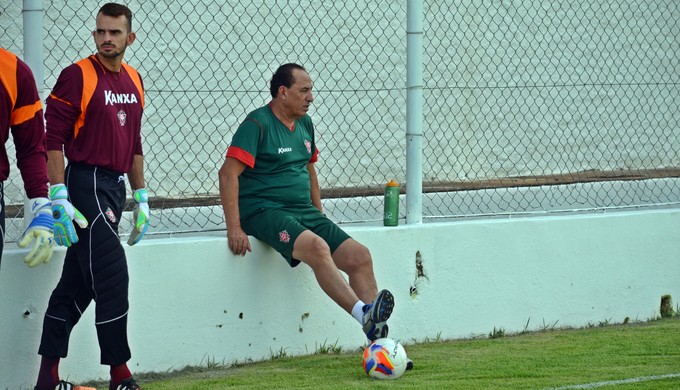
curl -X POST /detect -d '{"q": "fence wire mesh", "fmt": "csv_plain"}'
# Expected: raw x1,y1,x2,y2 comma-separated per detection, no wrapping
1,0,678,241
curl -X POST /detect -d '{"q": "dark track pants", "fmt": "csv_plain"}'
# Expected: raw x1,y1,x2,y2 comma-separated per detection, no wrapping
38,164,131,365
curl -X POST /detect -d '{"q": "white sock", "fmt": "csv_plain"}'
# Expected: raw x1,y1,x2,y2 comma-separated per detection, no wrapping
351,300,366,323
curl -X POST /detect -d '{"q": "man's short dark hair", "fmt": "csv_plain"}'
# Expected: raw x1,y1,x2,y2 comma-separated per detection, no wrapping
270,63,306,98
98,3,133,32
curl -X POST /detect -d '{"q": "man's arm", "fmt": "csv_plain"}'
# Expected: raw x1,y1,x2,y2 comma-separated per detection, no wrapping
47,150,66,184
128,154,146,191
43,66,90,248
10,55,49,198
11,60,53,265
128,154,145,190
218,157,251,256
308,162,322,212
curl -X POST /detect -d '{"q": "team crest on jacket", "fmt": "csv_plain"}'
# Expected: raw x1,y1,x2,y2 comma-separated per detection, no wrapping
279,229,290,243
117,110,127,126
105,207,117,223
304,139,311,154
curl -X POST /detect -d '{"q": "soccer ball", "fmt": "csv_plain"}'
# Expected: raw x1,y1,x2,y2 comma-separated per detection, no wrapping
362,337,408,379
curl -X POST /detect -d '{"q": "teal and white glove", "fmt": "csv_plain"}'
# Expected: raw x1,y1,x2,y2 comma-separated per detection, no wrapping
128,188,149,246
18,197,55,267
49,184,88,247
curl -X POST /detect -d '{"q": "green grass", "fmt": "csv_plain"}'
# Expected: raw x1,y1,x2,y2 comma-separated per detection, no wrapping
85,317,680,389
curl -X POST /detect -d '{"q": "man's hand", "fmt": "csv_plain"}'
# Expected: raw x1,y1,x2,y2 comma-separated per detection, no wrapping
18,197,55,267
127,188,149,246
227,225,251,256
49,184,88,247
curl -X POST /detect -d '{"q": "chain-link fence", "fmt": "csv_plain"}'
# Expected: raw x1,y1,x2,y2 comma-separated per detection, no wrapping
1,0,678,241
422,0,679,219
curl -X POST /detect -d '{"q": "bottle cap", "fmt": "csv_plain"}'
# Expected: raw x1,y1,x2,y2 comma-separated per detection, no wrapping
386,179,399,187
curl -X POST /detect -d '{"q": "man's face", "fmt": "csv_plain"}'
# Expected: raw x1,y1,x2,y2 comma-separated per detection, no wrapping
283,69,314,118
93,13,134,60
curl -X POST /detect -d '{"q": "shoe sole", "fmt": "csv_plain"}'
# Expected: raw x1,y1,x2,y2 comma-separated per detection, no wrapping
371,289,394,323
363,289,395,340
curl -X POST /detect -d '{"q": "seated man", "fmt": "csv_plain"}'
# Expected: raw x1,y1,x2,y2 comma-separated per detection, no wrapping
218,63,393,341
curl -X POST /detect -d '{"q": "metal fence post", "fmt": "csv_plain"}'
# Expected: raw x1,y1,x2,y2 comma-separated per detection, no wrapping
22,0,44,92
22,0,44,228
406,0,424,224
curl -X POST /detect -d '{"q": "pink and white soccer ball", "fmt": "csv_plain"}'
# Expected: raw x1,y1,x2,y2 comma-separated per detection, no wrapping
362,337,408,379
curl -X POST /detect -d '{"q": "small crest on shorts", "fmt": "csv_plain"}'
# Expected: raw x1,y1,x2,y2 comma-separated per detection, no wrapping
105,207,117,223
304,139,311,154
278,229,290,243
117,109,127,126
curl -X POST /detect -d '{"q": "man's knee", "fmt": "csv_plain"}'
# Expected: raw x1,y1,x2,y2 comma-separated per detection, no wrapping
294,231,332,265
335,239,373,272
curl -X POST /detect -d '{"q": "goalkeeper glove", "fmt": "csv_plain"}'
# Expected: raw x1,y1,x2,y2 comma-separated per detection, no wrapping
128,188,149,246
49,184,88,247
18,197,55,267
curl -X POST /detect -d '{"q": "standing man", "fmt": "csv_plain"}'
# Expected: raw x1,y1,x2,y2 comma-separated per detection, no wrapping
0,47,53,268
35,4,148,390
218,63,394,343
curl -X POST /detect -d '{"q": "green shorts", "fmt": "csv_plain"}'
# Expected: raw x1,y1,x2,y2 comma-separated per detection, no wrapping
241,204,351,267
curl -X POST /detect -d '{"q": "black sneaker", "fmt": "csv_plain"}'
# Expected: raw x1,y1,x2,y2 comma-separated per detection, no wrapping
35,381,96,390
112,377,141,390
406,358,414,370
362,289,395,341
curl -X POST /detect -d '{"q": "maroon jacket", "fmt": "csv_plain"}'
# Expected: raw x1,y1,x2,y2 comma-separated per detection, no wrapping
0,48,48,198
46,54,144,174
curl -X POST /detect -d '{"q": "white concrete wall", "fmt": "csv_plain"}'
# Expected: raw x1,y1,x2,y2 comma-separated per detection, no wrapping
1,208,679,388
